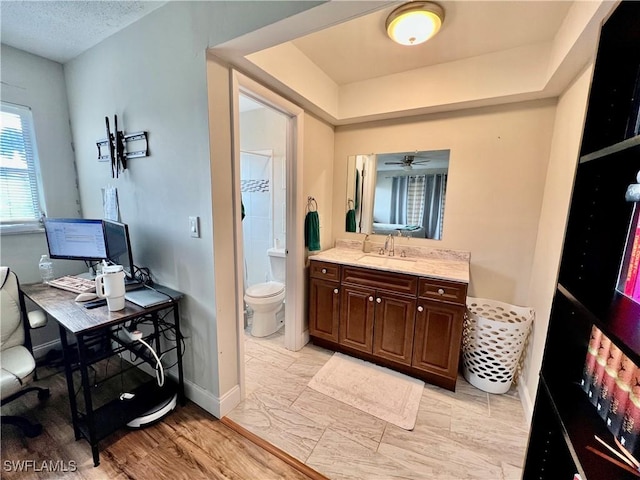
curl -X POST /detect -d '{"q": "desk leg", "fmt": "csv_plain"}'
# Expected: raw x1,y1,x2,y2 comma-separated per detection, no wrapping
59,325,81,440
173,306,186,406
77,334,100,467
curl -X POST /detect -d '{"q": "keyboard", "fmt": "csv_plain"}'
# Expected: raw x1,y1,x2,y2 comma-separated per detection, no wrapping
48,275,96,294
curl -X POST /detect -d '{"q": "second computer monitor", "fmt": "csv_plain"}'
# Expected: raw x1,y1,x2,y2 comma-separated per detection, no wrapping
103,220,135,280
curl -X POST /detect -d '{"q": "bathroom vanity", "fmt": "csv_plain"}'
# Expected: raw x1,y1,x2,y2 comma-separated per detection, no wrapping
308,240,470,391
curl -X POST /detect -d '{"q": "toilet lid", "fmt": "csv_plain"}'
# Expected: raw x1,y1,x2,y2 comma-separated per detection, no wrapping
246,281,284,298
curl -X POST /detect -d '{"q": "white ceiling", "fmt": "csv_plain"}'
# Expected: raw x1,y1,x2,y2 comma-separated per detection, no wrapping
0,1,167,64
292,1,573,85
1,0,572,87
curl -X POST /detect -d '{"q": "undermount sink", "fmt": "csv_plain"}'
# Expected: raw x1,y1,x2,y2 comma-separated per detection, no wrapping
357,254,416,270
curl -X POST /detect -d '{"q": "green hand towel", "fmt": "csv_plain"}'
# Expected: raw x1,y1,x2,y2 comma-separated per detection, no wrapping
305,211,321,251
346,209,357,232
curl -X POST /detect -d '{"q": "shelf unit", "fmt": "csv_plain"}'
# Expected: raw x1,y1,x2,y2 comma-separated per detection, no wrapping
523,2,640,479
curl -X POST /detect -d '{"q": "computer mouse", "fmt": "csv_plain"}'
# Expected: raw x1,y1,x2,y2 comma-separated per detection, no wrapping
75,292,98,302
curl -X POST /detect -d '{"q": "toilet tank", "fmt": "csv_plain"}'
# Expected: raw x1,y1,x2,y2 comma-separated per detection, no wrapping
267,247,286,283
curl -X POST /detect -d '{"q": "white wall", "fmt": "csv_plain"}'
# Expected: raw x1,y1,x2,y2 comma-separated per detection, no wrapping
334,100,557,307
522,63,594,417
0,45,84,352
62,1,321,414
0,46,82,283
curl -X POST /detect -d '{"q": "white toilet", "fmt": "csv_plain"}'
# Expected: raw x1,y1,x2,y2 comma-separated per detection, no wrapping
244,247,285,337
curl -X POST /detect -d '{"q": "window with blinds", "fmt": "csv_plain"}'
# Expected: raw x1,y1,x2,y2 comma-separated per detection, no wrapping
0,102,44,232
406,175,426,225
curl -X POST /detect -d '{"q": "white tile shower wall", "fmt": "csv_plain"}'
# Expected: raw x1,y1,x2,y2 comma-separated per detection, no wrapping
241,152,272,288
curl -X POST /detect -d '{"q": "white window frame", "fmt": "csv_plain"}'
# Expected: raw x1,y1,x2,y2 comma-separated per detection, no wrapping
0,101,46,234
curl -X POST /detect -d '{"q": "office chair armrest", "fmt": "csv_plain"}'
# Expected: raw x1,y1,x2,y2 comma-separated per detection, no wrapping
27,310,47,329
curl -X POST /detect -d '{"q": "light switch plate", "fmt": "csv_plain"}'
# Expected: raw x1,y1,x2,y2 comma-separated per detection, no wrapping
189,216,200,238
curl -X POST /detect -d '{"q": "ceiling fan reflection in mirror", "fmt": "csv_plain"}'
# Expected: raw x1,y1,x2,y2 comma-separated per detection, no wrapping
385,154,431,170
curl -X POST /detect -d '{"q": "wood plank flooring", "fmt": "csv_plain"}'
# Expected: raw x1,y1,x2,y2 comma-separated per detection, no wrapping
1,362,320,479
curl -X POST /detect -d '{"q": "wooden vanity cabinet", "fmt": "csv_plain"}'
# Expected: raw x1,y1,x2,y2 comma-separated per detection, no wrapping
308,259,467,390
308,261,341,343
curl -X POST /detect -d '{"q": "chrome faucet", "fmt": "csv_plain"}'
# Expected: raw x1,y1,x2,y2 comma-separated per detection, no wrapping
384,234,395,257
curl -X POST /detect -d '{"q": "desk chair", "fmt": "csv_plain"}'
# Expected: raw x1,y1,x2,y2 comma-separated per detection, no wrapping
0,267,50,437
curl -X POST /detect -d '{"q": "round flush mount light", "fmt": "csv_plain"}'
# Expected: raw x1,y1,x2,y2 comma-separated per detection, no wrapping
386,1,445,46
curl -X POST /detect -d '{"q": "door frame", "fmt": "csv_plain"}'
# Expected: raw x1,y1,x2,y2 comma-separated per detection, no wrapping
230,70,306,399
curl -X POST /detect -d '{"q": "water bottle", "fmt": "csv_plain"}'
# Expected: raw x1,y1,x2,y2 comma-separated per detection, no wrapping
38,254,54,283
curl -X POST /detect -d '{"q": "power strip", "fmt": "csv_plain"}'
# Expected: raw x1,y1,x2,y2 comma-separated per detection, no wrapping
123,326,142,342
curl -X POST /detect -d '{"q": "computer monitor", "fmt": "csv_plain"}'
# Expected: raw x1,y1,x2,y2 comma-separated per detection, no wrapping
44,218,107,261
103,220,135,280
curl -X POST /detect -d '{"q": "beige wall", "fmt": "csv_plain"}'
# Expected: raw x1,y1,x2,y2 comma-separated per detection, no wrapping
334,99,557,306
522,63,594,414
304,113,336,254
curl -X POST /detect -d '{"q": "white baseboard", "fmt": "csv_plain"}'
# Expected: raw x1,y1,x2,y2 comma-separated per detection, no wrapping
130,361,241,419
33,339,61,360
517,381,535,425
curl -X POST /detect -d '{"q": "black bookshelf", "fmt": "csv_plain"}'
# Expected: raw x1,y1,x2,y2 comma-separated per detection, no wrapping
523,2,640,479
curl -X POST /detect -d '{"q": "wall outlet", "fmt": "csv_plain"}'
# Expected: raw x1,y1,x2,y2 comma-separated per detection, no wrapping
189,216,200,238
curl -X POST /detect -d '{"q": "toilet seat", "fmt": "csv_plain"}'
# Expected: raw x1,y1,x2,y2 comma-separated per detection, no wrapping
246,281,284,299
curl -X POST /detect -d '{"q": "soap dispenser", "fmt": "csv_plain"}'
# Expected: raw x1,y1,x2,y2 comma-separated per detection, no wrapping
363,235,372,253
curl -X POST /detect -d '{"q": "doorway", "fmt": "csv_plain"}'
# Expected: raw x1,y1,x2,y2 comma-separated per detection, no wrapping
231,71,307,399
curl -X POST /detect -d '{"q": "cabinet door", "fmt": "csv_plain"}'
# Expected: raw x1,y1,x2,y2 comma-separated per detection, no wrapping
412,300,464,378
372,292,416,366
309,278,340,343
340,284,375,353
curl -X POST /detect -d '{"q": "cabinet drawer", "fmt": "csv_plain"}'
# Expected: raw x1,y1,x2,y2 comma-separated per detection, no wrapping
310,261,341,281
418,278,467,305
342,266,417,296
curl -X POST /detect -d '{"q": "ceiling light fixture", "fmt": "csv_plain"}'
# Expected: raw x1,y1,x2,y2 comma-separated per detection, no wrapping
386,1,445,46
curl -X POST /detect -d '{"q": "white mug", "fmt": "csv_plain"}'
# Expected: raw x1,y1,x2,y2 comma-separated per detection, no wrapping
95,264,126,311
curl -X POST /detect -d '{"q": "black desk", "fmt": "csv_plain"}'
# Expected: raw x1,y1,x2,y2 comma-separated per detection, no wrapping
21,283,185,467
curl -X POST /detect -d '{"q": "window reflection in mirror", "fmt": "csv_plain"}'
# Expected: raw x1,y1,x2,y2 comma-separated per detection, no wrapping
345,150,449,240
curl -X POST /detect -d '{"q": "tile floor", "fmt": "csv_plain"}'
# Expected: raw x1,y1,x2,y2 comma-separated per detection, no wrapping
226,328,530,480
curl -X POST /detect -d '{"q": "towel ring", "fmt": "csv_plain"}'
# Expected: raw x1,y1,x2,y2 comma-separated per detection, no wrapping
307,196,318,212
347,199,354,209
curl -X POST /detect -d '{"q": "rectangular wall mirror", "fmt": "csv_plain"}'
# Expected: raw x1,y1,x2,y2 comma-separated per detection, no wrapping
345,150,449,240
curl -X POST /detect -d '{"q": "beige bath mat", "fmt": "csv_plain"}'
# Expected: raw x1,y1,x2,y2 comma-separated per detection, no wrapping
308,352,424,430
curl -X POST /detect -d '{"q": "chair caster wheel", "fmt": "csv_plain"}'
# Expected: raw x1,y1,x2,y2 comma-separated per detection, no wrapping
24,423,43,438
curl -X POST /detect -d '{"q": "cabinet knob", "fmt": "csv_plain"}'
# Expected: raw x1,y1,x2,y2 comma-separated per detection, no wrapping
321,268,327,274
417,306,424,312
437,288,445,295
369,296,374,302
334,288,339,294
376,297,382,303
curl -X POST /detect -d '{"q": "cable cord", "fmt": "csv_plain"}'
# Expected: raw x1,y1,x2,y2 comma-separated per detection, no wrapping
137,338,164,387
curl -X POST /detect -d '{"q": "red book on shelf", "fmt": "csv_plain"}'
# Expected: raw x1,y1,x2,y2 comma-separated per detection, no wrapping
607,354,638,436
624,226,640,296
582,325,603,394
590,334,612,406
598,342,624,420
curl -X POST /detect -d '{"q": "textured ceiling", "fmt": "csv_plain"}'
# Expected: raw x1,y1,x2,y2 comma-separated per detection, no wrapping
0,1,167,63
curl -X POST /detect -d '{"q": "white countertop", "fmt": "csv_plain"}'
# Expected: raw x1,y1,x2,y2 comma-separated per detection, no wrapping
309,244,470,284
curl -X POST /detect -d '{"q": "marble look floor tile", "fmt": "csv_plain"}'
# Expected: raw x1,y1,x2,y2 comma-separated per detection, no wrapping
231,334,530,480
449,404,528,468
377,439,504,480
244,335,297,370
488,391,529,432
291,388,386,451
244,357,309,405
307,427,423,480
226,393,325,463
422,377,490,416
381,418,504,478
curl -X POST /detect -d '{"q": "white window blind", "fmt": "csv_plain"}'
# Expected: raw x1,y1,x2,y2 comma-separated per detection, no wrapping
0,102,43,232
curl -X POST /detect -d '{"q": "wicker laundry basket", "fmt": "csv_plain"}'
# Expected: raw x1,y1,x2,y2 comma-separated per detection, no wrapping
462,297,534,394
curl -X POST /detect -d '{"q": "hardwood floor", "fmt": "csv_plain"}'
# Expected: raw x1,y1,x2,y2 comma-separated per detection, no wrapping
1,362,320,479
227,328,530,480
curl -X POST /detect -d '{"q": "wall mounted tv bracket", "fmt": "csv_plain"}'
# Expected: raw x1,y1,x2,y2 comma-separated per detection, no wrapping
96,114,148,178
